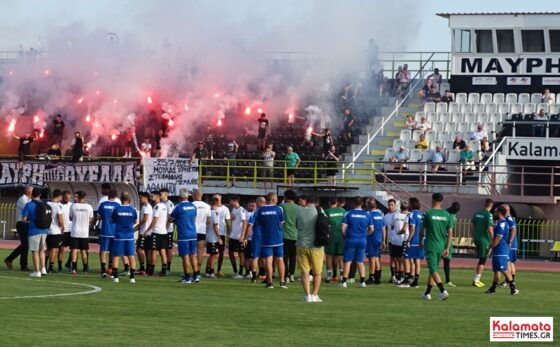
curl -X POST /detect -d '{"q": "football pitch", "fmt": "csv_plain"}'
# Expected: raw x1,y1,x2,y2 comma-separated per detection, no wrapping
0,250,558,347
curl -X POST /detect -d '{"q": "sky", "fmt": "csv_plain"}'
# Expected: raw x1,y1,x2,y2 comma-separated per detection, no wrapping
2,0,560,52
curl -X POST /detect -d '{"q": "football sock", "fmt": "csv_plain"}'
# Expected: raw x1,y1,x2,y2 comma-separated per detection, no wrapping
360,277,365,284
112,268,119,279
161,264,167,273
139,262,145,271
167,262,171,272
101,262,106,274
238,265,244,275
72,262,77,271
512,274,515,281
474,273,481,282
424,284,433,295
57,260,62,271
443,258,451,283
437,282,445,293
341,277,347,283
390,267,396,278
124,264,130,272
333,268,337,277
232,263,238,273
258,267,265,276
48,262,54,271
130,269,135,279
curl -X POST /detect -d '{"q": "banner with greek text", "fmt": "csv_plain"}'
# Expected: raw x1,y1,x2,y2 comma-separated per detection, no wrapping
143,158,198,195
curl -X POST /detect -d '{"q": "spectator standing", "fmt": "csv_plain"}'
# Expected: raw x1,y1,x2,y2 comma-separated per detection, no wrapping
343,108,355,144
397,64,411,97
141,138,152,157
262,144,276,189
71,131,84,162
14,132,37,168
284,146,301,188
426,68,443,91
51,114,65,147
22,188,50,277
281,190,299,283
4,186,33,271
257,113,269,150
312,128,335,154
324,146,339,187
224,141,239,187
296,195,323,302
192,141,209,160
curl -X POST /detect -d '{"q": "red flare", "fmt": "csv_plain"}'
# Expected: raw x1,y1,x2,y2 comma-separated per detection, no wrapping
184,104,189,111
95,90,101,95
168,119,174,127
214,93,220,98
77,97,84,104
44,69,51,76
111,134,117,141
113,99,118,104
39,129,45,138
33,115,40,123
147,96,153,104
217,119,223,127
288,113,294,120
85,115,91,123
8,119,16,132
245,107,251,115
257,108,263,114
307,126,313,134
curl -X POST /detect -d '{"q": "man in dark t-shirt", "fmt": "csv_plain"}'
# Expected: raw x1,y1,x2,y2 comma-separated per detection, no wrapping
192,142,209,160
257,113,269,150
52,114,65,147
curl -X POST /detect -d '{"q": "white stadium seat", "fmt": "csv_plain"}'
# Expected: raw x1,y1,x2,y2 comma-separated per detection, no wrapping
510,103,522,115
424,102,436,113
531,93,543,105
415,112,425,123
493,93,505,104
468,140,481,153
489,113,501,124
518,93,530,104
460,103,472,114
436,102,448,113
472,103,485,113
556,94,560,104
550,103,560,115
444,122,456,132
409,149,424,169
536,103,549,114
438,131,451,141
446,151,461,172
480,93,493,104
486,122,496,133
450,131,463,140
400,129,412,140
430,140,442,150
443,140,454,151
455,93,467,104
485,103,497,113
412,130,423,141
425,130,436,142
498,103,510,114
464,113,476,124
450,113,462,123
468,93,480,104
448,102,460,113
506,93,518,104
393,139,404,150
457,122,470,132
384,148,396,170
432,121,444,132
477,113,489,123
427,112,438,123
523,103,536,115
405,139,417,149
438,112,450,122
421,150,433,162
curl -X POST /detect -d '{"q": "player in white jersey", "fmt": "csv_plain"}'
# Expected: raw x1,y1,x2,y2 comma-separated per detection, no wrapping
146,191,168,276
160,188,175,274
384,199,398,283
393,203,409,284
46,190,64,273
192,190,211,275
205,197,223,278
97,183,122,209
228,195,247,279
69,191,94,274
135,192,153,275
212,194,231,277
59,191,73,272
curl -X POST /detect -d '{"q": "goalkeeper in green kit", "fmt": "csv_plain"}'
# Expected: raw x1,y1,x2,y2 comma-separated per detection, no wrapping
419,193,454,301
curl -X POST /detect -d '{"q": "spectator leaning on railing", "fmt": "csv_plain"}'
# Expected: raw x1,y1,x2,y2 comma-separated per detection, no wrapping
284,146,301,188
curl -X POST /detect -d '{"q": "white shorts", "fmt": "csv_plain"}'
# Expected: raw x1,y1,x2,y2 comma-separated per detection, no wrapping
29,234,47,252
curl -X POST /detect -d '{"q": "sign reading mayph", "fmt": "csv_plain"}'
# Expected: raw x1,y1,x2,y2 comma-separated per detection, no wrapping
143,158,199,195
505,138,560,160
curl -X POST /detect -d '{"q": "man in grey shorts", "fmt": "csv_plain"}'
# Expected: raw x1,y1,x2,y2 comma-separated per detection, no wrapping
22,188,50,278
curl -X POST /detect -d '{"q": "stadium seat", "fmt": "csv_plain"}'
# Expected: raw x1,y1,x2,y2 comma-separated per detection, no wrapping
438,132,451,141
400,129,412,141
438,112,450,122
405,139,416,149
523,103,536,115
450,112,462,123
460,103,472,114
427,112,438,123
550,103,560,115
457,122,470,132
556,94,560,104
446,151,461,171
425,130,436,142
536,103,549,114
468,93,480,104
424,102,436,113
464,113,476,124
448,102,460,113
433,121,444,132
412,130,423,141
469,140,481,152
510,103,522,115
486,122,496,132
415,112,425,123
493,93,505,104
455,93,467,104
384,148,396,170
485,103,497,113
443,140,454,151
444,122,456,132
436,102,448,113
450,131,462,140
480,93,493,104
393,139,404,150
531,93,543,104
409,149,424,168
477,113,489,123
518,93,530,104
421,150,432,163
489,113,501,124
506,93,518,104
498,103,510,114
430,140,442,150
472,103,485,114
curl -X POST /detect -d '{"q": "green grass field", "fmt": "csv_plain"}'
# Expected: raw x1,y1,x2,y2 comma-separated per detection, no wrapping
0,249,558,347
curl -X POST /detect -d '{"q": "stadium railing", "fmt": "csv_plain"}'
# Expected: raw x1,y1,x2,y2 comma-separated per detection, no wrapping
378,51,451,80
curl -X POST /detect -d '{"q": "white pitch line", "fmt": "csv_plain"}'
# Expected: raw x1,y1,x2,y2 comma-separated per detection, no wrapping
0,275,102,300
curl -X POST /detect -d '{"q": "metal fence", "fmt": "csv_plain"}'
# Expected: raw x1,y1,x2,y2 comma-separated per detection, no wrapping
0,203,16,239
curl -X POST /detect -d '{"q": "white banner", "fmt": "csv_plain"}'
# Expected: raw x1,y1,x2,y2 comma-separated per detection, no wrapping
453,55,560,75
472,77,497,85
507,77,531,86
143,158,198,195
505,138,560,160
543,77,560,85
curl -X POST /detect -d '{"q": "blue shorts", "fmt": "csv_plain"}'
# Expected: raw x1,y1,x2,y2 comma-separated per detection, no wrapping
99,235,114,252
112,239,135,257
366,239,382,258
178,240,197,257
261,245,283,258
405,245,424,260
251,239,262,259
343,243,366,263
509,249,517,263
492,255,509,272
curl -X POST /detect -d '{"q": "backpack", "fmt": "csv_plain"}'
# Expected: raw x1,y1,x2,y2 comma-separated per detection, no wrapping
33,200,52,229
314,206,332,247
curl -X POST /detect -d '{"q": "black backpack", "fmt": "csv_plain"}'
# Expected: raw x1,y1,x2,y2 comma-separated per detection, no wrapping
314,206,332,247
33,200,52,229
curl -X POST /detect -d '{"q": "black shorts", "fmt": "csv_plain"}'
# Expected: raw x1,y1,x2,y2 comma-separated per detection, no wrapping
61,232,72,247
258,129,266,139
150,234,169,250
207,242,219,255
219,235,226,251
46,234,63,249
229,239,245,252
70,237,89,250
287,168,296,176
244,241,252,259
389,243,404,258
167,233,174,249
137,235,146,250
197,234,206,242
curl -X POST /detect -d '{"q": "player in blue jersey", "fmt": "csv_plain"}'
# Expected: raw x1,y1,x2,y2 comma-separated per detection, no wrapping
365,198,386,285
255,193,286,289
501,204,518,287
97,189,120,277
401,197,424,288
111,193,138,283
485,205,518,295
170,189,199,284
243,196,266,282
339,197,373,288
